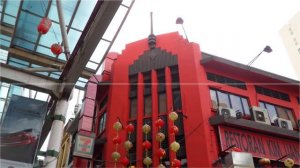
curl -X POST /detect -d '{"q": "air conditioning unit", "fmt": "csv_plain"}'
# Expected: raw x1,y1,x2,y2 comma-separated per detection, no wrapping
218,107,236,118
250,106,271,125
274,118,293,130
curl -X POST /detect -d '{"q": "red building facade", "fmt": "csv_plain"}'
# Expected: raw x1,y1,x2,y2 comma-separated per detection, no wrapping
73,32,299,167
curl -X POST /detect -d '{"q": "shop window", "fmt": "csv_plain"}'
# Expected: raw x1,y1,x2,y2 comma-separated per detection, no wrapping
259,102,296,129
206,72,247,90
255,86,290,101
210,89,250,115
98,112,106,135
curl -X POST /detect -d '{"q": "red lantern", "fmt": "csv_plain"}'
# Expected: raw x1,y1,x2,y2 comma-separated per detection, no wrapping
51,43,63,55
156,148,166,158
121,157,130,167
169,125,179,135
155,118,165,128
232,147,242,152
142,140,151,150
126,124,134,134
37,17,52,34
172,159,181,168
112,136,121,145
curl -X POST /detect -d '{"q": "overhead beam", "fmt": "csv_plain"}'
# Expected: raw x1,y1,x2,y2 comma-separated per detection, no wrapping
0,63,61,98
8,48,93,79
0,24,14,36
60,0,122,98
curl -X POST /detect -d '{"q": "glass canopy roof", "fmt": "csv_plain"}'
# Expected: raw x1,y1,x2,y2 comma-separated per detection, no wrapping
0,0,133,89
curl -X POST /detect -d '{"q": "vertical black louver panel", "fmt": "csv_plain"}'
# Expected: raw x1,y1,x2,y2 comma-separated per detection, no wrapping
128,120,137,165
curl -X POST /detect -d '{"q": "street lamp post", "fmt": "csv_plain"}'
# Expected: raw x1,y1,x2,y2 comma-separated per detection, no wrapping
247,46,272,68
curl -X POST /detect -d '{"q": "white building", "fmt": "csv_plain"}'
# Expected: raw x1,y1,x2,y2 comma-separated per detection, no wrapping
280,11,300,80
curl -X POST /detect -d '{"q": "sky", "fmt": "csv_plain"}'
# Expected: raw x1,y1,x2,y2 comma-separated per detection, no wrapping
41,0,300,153
109,0,300,80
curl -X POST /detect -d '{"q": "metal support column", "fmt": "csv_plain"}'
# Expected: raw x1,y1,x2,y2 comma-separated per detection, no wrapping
56,0,71,60
44,1,72,167
44,99,68,168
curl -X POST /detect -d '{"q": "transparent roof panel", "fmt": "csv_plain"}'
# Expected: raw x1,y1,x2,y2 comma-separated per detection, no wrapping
67,29,82,52
3,15,16,25
72,0,97,31
5,0,21,17
2,0,133,90
22,1,49,17
14,12,40,43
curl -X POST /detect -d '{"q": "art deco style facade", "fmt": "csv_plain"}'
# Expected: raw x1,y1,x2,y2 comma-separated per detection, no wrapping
65,32,299,167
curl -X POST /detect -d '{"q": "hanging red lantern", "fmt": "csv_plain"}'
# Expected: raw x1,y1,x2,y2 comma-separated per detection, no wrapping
126,123,134,134
169,125,179,135
156,148,166,159
51,43,63,55
171,159,181,168
121,157,130,167
142,140,152,150
232,147,242,152
155,118,165,128
112,136,121,145
37,17,52,34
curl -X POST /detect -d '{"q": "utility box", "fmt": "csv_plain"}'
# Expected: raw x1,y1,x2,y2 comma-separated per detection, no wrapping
223,152,255,168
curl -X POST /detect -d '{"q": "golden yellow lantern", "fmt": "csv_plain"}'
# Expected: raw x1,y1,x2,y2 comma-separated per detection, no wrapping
169,111,178,121
143,157,152,166
112,151,121,161
124,140,133,151
142,124,151,134
155,132,165,142
170,141,180,152
129,166,136,168
113,121,122,131
158,164,166,168
284,158,294,168
258,158,271,166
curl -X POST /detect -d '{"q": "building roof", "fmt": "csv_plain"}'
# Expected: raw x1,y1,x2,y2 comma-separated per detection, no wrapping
201,52,300,85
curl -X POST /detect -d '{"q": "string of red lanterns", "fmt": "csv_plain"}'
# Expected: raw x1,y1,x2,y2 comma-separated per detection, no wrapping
155,118,166,168
122,123,134,167
142,123,152,167
169,111,181,168
112,121,122,167
37,17,63,56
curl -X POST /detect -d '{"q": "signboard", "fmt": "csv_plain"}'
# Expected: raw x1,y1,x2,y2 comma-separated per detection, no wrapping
73,133,95,159
0,95,48,167
218,126,300,165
